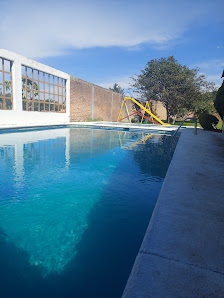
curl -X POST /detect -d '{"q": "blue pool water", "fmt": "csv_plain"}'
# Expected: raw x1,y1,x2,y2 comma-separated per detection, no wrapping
0,127,177,298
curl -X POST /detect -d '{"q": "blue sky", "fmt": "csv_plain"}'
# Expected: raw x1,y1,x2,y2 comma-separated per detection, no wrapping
0,0,223,91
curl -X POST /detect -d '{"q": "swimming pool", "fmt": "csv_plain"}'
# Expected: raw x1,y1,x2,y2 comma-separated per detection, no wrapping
0,127,177,298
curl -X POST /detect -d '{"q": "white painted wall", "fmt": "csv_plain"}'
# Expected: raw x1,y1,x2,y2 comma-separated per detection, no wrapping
0,49,70,125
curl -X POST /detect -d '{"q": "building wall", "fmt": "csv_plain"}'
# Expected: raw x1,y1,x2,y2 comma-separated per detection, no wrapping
151,100,167,121
0,49,143,125
0,49,70,125
70,76,129,122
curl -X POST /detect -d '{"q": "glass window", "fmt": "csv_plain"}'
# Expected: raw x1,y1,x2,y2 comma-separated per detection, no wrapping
22,101,26,110
34,92,38,100
4,60,11,72
45,94,49,102
34,102,39,111
22,89,26,99
5,73,12,83
45,83,49,93
0,57,13,110
27,68,32,78
5,98,12,110
39,82,44,92
5,86,12,97
45,103,49,111
33,70,38,80
22,66,26,77
54,76,58,85
27,101,33,111
39,92,44,101
39,71,44,81
21,65,66,112
0,97,3,109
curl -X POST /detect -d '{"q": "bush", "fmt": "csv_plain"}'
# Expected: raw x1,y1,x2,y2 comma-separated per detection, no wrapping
131,118,137,123
214,81,224,119
199,113,219,131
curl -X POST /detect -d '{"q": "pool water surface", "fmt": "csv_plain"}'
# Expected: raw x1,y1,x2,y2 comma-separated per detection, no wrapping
0,127,177,298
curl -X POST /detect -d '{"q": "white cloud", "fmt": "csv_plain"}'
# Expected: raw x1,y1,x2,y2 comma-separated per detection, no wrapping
193,60,224,70
99,75,132,90
0,0,221,58
190,59,224,87
205,74,223,88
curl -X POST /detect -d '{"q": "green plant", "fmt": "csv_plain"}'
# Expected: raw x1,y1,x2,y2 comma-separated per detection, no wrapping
214,80,224,120
131,56,215,123
198,112,218,131
131,118,137,123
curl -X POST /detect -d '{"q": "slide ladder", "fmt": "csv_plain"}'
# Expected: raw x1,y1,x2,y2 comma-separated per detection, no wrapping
117,96,168,125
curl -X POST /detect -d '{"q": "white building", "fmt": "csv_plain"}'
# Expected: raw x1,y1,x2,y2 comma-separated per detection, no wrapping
0,49,70,126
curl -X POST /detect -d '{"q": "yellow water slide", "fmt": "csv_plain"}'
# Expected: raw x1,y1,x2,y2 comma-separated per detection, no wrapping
117,96,168,125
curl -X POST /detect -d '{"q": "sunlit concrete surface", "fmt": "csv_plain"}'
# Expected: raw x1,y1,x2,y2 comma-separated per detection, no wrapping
0,121,182,132
123,129,224,297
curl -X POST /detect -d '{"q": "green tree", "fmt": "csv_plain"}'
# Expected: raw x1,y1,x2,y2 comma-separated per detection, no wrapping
214,80,224,120
109,83,124,94
131,56,215,123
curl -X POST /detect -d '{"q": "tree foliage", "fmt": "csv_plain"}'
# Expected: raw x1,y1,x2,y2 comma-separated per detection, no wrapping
214,80,224,119
131,56,215,123
198,112,219,131
109,83,124,94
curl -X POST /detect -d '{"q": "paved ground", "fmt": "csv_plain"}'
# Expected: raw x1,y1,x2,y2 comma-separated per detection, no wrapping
123,129,224,297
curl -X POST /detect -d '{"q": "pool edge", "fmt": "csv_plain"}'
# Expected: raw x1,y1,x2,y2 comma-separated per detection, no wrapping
122,129,224,297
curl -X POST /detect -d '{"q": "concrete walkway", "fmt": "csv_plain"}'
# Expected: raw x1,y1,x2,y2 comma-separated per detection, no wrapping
123,129,224,297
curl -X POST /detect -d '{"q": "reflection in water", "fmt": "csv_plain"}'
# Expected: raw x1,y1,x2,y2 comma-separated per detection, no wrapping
133,133,177,178
118,131,153,150
0,128,124,276
0,128,177,287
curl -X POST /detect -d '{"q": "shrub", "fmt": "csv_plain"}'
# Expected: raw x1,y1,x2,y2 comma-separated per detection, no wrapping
214,80,224,119
198,112,219,131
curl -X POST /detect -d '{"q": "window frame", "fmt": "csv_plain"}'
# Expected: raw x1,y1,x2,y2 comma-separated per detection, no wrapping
21,66,66,113
0,57,13,110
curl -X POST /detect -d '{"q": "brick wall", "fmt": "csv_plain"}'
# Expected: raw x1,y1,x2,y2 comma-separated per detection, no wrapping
70,76,93,121
70,76,125,122
151,100,167,121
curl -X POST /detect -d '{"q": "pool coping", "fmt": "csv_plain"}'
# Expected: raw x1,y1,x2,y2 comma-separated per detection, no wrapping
0,121,200,134
122,129,224,297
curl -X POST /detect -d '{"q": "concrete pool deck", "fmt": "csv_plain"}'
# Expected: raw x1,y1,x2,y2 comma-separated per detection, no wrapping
0,121,178,132
123,128,224,297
